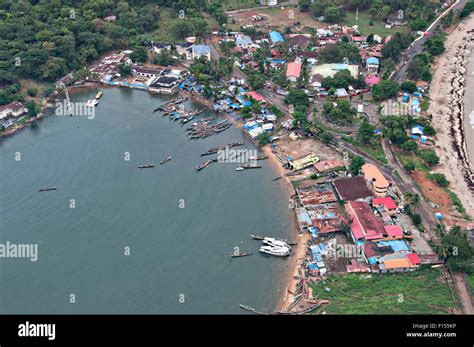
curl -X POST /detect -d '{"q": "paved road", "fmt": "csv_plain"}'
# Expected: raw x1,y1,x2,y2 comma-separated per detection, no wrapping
392,0,468,82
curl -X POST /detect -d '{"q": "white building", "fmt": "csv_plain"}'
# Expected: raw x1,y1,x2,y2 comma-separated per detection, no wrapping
0,101,27,120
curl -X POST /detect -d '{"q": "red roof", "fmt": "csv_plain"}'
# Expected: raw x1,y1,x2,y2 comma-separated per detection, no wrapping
286,62,302,78
346,201,386,241
384,225,403,237
247,91,264,102
365,74,381,86
373,197,397,210
0,101,24,113
407,253,421,266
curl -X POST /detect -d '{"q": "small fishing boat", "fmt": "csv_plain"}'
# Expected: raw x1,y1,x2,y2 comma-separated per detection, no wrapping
160,156,172,165
241,164,262,169
38,187,57,192
272,176,282,181
137,164,155,169
231,252,253,258
95,91,103,99
250,234,265,240
195,160,212,172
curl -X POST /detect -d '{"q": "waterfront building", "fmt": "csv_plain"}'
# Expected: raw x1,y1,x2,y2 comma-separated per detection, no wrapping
0,101,27,120
288,152,319,171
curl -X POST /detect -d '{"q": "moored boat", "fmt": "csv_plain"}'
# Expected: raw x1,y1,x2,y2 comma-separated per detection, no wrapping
95,91,103,99
241,164,262,169
195,160,212,172
38,187,57,192
263,237,290,248
137,164,155,169
159,156,172,165
259,245,290,257
236,166,244,171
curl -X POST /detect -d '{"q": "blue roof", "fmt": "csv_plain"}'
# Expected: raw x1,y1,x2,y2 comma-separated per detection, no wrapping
269,31,284,43
192,45,210,54
236,35,252,46
367,57,379,65
332,63,348,70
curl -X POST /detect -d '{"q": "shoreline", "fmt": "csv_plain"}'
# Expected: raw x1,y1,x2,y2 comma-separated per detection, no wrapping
2,79,305,313
260,145,311,313
428,14,474,219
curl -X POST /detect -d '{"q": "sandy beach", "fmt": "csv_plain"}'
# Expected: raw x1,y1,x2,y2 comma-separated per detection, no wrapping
261,145,312,312
428,14,474,219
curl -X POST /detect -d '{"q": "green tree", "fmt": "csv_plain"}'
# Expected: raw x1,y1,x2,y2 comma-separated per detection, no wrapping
324,7,343,23
357,118,375,145
372,80,399,101
130,46,148,63
404,161,416,173
400,140,418,151
258,131,271,146
429,173,450,187
417,149,440,166
350,155,365,175
400,81,417,93
27,88,38,97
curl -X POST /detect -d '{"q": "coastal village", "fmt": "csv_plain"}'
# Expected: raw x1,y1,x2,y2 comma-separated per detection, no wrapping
1,0,473,316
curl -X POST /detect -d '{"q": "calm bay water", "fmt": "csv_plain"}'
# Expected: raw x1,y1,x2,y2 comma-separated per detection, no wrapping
0,87,294,314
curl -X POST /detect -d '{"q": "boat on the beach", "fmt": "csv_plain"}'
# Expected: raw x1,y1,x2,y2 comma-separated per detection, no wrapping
195,160,212,172
137,164,155,169
95,91,103,99
160,156,172,165
259,245,290,257
38,187,57,192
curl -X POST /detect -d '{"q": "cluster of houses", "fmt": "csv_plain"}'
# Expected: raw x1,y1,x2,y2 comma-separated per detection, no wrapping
0,101,28,130
86,50,189,95
215,25,386,98
293,159,424,276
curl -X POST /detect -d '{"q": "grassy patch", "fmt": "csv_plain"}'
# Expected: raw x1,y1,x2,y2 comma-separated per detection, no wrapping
342,137,388,165
445,189,471,220
397,151,430,173
467,274,474,296
339,10,409,37
310,268,454,314
216,0,259,11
